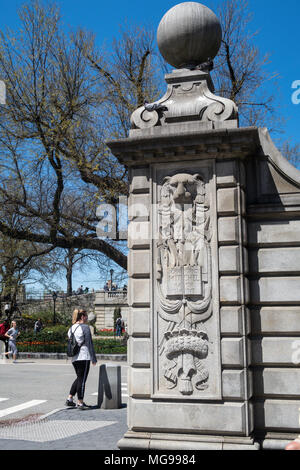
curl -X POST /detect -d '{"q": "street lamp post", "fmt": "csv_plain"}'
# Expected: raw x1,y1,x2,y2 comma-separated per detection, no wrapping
52,291,58,325
110,269,114,291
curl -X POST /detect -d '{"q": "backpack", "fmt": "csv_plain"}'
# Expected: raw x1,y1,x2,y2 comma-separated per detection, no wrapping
116,318,121,327
67,325,82,357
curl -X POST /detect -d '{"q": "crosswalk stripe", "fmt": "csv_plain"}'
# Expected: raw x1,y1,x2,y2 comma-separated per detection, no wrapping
0,398,9,403
0,400,47,418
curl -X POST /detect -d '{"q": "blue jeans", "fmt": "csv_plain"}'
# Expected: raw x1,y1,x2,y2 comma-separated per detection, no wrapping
116,326,122,336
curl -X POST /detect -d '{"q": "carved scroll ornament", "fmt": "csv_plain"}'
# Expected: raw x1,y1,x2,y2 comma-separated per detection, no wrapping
131,71,238,130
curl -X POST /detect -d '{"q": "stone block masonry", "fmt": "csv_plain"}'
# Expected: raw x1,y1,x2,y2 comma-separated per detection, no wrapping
106,1,300,451
94,291,129,330
19,293,96,319
108,125,300,450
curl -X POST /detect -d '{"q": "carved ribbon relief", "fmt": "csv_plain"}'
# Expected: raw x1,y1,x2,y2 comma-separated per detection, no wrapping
156,173,213,396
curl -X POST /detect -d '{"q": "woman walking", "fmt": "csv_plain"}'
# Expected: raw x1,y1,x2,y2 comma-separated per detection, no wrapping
5,320,20,363
66,309,97,410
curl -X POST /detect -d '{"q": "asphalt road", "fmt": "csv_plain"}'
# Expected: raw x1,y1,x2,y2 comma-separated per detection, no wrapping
0,358,128,421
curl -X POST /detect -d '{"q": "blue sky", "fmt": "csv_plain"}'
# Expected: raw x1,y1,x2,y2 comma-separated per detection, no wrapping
0,0,299,147
0,0,299,292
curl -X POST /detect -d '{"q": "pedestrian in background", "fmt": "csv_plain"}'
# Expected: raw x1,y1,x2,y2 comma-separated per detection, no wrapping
5,320,20,363
65,309,97,410
115,314,123,337
0,318,10,357
34,318,43,335
4,303,10,316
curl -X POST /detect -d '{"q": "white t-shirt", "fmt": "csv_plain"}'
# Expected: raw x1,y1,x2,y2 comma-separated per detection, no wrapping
68,324,91,362
7,327,19,342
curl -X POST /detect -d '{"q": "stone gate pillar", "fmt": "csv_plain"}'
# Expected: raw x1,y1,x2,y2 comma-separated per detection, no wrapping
108,2,258,450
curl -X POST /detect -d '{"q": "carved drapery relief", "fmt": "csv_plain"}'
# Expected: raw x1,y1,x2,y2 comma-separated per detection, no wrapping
156,172,213,396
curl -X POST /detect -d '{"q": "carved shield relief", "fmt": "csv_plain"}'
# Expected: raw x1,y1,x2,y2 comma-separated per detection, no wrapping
152,163,221,399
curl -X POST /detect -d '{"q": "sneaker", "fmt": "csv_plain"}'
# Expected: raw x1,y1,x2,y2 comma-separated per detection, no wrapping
77,402,90,410
65,399,76,407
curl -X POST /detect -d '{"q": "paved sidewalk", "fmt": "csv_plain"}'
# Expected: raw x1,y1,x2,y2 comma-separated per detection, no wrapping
0,405,128,450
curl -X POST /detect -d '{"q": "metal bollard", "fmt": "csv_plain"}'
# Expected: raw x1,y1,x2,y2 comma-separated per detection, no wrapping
0,341,7,363
97,364,122,409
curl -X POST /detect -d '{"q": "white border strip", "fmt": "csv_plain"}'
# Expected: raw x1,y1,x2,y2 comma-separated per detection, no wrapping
0,400,46,418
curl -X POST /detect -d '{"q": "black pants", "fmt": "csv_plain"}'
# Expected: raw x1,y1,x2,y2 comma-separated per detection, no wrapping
69,360,90,400
0,336,9,353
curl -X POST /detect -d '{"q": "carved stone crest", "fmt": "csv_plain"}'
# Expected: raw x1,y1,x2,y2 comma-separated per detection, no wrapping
156,172,212,395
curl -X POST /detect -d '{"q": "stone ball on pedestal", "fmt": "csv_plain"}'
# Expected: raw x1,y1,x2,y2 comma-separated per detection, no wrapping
157,2,222,69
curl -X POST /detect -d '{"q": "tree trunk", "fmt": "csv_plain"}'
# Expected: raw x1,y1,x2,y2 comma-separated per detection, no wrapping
66,267,72,296
66,250,73,296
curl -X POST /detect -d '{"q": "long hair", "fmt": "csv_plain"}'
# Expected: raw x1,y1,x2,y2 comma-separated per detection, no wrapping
72,309,87,324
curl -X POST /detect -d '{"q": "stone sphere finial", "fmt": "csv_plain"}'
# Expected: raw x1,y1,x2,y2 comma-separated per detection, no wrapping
157,2,222,69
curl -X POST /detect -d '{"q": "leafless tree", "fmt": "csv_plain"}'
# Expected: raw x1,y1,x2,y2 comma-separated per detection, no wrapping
212,0,280,130
0,1,134,270
0,0,298,278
